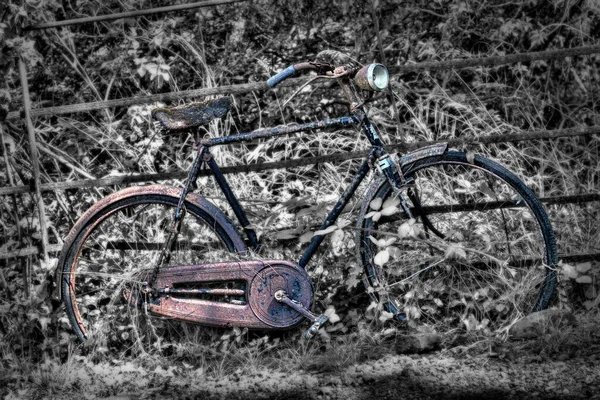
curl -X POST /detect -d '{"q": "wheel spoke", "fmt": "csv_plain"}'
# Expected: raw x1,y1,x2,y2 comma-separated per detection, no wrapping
61,197,241,351
384,258,445,289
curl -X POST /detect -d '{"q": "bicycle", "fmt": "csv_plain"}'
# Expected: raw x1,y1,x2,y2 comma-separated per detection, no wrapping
56,60,558,348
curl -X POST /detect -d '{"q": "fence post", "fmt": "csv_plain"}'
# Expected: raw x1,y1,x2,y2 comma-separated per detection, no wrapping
0,124,20,296
18,57,49,265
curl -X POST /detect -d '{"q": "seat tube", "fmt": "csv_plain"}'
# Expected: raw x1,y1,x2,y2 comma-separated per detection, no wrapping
174,144,206,220
203,147,260,250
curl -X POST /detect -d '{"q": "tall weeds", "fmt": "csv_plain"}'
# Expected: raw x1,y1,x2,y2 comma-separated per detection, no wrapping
0,1,599,395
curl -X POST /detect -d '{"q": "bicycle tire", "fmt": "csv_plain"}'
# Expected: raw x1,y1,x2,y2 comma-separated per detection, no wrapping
356,151,557,335
58,185,247,349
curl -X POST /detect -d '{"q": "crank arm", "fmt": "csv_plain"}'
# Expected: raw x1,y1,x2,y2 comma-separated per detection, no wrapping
274,290,329,339
274,290,318,321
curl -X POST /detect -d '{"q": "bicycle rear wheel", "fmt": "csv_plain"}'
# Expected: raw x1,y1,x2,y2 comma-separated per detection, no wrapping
59,186,246,351
357,151,557,335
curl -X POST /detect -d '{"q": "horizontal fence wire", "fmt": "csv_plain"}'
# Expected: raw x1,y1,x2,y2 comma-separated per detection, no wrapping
2,242,598,263
1,244,63,259
5,45,600,121
24,0,247,30
3,21,600,260
1,125,598,196
388,44,600,73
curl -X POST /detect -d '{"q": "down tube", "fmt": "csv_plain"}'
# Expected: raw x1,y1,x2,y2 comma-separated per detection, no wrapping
298,149,377,269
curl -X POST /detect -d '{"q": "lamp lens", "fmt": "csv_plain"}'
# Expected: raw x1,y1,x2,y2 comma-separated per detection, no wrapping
371,64,389,90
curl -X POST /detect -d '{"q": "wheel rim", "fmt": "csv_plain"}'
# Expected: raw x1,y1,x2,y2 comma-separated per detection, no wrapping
63,198,236,351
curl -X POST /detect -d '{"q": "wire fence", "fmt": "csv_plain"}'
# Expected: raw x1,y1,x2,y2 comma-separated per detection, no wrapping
2,125,599,197
6,44,600,121
1,2,599,263
23,0,246,30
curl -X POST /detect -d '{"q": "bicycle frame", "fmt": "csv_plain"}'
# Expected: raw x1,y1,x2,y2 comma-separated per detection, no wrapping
188,109,394,269
56,61,559,340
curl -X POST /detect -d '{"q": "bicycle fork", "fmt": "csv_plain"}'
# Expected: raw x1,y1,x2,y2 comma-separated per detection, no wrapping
375,148,441,236
371,151,450,322
375,152,415,220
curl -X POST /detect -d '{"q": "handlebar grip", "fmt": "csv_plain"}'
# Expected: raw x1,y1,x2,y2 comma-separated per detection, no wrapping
267,65,296,87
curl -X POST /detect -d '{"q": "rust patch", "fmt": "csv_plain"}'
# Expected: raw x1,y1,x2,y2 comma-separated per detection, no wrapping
146,260,313,329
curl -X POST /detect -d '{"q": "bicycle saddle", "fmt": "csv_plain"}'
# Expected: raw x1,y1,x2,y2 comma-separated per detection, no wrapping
151,96,232,131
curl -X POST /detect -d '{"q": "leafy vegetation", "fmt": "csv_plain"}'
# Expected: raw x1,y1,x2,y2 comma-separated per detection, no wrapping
0,0,599,397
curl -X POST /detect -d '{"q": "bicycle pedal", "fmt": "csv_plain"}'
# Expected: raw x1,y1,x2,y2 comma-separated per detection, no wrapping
303,314,329,340
383,301,407,322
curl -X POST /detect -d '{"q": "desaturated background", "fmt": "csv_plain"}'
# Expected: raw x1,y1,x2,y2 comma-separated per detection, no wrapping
1,0,599,398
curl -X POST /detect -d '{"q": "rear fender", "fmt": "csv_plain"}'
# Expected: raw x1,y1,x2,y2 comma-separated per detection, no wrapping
55,185,247,301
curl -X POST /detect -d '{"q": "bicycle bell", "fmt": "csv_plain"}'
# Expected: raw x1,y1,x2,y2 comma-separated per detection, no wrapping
354,63,389,91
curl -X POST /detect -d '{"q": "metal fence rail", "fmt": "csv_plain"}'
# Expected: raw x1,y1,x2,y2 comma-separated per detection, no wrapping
6,45,600,121
1,125,599,196
24,0,246,30
2,3,599,264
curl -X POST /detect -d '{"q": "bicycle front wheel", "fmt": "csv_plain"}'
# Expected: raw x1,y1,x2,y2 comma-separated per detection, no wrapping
58,186,247,351
357,151,557,335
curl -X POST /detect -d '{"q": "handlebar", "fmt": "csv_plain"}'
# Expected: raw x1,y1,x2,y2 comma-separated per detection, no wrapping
266,62,334,87
267,61,389,94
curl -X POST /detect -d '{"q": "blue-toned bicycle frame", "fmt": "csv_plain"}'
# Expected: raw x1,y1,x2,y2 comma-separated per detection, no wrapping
189,109,398,269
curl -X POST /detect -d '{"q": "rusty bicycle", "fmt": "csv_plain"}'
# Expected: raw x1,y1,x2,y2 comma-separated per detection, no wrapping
56,60,558,347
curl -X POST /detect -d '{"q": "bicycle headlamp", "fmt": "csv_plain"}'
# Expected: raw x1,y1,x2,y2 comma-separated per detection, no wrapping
354,63,389,91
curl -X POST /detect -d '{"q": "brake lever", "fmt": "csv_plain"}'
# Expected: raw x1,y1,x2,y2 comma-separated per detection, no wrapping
281,69,352,108
306,62,335,75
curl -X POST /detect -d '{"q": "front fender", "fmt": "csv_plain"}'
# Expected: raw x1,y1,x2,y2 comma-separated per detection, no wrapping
397,143,448,167
355,143,448,266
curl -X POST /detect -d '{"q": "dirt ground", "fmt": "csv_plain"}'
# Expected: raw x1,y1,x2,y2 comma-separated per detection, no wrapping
8,346,598,400
166,352,600,400
3,320,600,400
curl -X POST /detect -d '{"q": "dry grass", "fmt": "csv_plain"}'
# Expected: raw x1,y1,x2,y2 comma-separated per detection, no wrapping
1,3,599,394
2,69,599,388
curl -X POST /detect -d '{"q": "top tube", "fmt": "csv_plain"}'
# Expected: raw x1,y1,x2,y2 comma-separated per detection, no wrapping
199,116,359,147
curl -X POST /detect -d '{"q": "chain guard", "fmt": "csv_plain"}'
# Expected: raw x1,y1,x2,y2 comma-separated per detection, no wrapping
128,260,313,330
